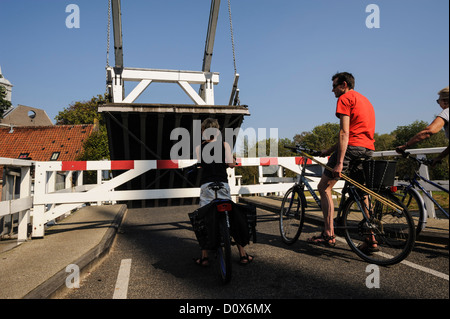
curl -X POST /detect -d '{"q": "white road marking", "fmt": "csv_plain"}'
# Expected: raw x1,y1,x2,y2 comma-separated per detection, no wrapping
400,259,449,281
113,259,132,299
335,236,448,280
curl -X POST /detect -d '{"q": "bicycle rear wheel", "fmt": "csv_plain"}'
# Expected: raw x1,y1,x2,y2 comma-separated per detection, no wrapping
217,216,232,284
342,192,415,266
279,187,305,245
392,185,426,236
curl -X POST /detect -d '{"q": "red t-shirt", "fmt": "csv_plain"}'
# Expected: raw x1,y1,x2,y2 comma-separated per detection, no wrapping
335,90,375,150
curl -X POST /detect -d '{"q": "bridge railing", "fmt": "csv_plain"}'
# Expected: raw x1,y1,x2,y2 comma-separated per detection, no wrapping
0,158,33,242
0,146,447,241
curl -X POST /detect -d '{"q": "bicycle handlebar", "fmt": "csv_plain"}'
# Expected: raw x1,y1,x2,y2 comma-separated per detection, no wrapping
396,148,435,166
284,145,322,157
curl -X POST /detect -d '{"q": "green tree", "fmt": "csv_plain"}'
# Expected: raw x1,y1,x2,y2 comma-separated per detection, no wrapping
374,133,395,151
55,94,110,161
78,129,110,161
392,120,448,180
55,94,106,126
0,86,12,119
277,137,296,156
293,122,340,151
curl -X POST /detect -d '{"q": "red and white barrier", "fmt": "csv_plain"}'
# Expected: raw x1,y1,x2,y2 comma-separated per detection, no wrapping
40,159,199,172
31,156,328,237
48,156,315,172
4,147,446,240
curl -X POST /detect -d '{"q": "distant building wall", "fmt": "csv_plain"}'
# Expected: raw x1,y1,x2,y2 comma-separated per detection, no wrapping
0,105,53,127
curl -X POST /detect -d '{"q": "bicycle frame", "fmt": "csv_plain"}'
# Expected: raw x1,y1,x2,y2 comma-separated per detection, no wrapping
406,172,449,218
295,175,322,210
336,181,373,226
294,154,374,227
397,149,449,218
281,145,417,265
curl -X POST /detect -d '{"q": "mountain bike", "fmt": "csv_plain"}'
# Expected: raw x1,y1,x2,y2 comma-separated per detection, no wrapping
394,149,449,236
280,145,416,266
188,181,233,284
208,182,233,284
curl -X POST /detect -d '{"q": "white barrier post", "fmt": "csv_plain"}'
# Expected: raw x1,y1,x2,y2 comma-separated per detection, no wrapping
32,162,47,238
17,166,31,242
417,155,436,218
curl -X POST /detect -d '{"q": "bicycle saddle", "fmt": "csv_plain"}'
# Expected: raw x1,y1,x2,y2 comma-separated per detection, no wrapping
208,181,224,191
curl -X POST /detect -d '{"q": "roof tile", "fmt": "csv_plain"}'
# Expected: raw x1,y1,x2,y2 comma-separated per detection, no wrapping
0,125,95,161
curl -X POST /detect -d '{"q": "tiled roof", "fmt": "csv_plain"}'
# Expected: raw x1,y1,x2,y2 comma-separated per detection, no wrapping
0,125,94,161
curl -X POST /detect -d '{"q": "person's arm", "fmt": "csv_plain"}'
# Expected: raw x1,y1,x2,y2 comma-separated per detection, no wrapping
333,114,350,177
432,146,449,167
321,143,337,157
195,144,202,167
396,116,445,152
224,142,236,168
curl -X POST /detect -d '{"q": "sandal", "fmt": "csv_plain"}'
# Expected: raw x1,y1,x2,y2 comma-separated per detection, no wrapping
193,257,209,267
307,232,336,247
357,237,379,253
239,254,254,266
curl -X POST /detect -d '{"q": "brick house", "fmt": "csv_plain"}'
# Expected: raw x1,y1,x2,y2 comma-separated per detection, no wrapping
0,124,95,197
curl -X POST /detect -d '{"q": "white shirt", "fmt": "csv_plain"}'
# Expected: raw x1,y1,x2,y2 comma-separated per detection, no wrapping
437,108,449,139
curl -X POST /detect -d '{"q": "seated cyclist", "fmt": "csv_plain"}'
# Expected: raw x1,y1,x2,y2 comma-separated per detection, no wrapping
193,118,254,266
308,72,377,252
395,86,449,165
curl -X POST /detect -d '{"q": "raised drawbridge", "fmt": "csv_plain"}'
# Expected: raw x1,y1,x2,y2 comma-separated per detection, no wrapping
98,0,250,206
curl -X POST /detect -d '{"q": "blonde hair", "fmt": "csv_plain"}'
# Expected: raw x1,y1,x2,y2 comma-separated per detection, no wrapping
438,86,449,101
201,118,221,141
201,118,220,132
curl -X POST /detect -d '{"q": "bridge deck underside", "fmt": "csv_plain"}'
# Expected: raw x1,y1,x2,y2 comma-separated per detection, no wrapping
98,103,250,207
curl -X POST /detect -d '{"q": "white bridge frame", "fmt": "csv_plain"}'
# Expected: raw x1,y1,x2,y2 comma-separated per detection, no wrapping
1,147,447,242
108,67,220,105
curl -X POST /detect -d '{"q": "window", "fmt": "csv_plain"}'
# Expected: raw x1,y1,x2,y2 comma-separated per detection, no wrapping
28,110,36,119
18,153,30,159
50,152,60,161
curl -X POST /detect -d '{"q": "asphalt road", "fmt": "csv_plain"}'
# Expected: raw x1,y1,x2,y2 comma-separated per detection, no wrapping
61,205,449,302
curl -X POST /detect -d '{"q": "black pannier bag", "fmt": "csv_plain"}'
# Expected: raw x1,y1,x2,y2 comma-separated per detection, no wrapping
230,202,257,246
363,160,397,190
188,201,257,250
188,201,219,250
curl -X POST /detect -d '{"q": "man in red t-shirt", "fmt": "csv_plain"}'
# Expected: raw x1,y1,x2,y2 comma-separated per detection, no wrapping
307,72,376,249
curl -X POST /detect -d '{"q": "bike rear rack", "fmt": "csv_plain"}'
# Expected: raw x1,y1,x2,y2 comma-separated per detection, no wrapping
216,202,232,212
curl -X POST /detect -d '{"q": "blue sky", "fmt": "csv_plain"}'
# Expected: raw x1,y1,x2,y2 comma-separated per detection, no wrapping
1,0,449,141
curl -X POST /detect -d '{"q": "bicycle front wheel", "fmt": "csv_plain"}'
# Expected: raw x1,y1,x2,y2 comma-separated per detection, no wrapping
342,192,416,266
279,187,305,245
393,185,426,236
217,216,232,284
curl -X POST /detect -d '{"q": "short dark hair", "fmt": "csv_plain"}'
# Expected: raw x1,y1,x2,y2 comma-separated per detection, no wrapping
332,72,355,90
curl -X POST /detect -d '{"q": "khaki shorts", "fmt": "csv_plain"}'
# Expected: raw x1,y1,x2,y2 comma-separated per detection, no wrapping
324,146,373,181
